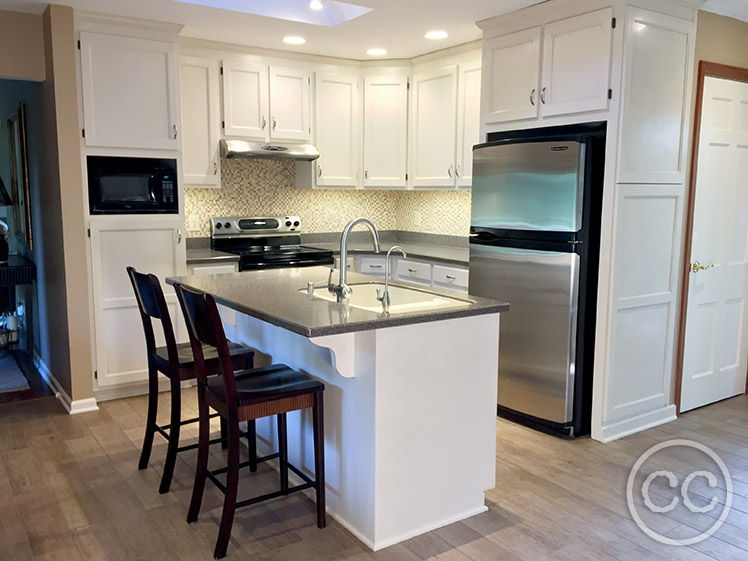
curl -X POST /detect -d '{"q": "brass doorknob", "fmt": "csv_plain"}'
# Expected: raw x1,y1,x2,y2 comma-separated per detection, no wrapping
691,260,715,273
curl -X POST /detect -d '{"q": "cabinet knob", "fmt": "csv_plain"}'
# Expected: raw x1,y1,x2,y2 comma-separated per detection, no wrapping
272,117,277,130
318,165,322,178
455,164,461,178
172,124,178,139
364,168,368,179
177,229,182,244
261,116,267,130
540,87,547,105
529,88,536,106
448,165,453,178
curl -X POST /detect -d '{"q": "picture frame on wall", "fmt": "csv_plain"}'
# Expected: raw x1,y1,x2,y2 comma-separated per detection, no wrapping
7,103,33,251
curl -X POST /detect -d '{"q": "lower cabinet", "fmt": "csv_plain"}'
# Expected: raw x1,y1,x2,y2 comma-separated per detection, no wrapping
355,254,468,293
188,261,239,325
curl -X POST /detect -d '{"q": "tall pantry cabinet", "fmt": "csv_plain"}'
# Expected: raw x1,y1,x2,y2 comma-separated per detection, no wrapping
478,0,696,442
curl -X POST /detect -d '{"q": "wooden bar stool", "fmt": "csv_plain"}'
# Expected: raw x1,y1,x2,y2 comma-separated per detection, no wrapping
127,267,256,494
174,282,326,560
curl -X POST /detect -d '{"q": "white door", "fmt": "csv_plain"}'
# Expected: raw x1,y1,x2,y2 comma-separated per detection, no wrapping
410,65,458,188
540,8,613,117
222,60,269,140
363,74,409,188
90,217,186,388
456,59,482,188
269,66,310,141
481,27,540,125
180,55,221,188
314,72,360,187
681,76,748,412
79,32,178,149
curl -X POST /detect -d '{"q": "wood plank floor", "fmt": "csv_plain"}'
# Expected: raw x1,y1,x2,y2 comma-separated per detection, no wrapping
2,390,748,560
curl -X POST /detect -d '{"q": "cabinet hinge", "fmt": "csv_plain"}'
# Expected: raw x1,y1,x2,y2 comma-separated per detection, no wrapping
612,17,616,29
87,227,91,237
220,66,223,75
608,88,613,100
405,173,409,181
221,120,225,129
94,370,98,380
82,128,85,138
407,79,410,90
77,40,81,49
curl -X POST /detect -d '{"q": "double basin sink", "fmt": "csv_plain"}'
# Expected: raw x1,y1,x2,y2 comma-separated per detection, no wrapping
303,282,473,315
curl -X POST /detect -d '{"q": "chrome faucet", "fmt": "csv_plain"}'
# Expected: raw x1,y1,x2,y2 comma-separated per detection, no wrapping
329,217,380,302
377,246,407,312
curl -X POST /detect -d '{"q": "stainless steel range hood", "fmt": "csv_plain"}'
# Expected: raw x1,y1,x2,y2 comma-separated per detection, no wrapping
220,139,319,161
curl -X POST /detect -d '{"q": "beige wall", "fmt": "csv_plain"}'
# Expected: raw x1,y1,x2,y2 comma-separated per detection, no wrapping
0,9,45,81
185,159,472,238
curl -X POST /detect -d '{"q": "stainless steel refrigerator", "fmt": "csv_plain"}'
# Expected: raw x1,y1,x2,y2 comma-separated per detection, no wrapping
468,123,606,438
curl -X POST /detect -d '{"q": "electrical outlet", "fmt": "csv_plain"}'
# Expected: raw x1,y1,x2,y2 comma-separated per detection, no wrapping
187,214,201,232
413,211,422,227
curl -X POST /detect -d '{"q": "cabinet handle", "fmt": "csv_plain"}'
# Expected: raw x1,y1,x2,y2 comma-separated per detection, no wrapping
172,124,178,139
529,88,536,106
540,87,547,105
448,165,453,177
408,268,417,273
318,165,322,178
177,229,182,244
213,161,218,175
445,274,456,280
272,117,277,130
364,168,368,179
370,264,382,269
455,164,461,178
262,116,267,130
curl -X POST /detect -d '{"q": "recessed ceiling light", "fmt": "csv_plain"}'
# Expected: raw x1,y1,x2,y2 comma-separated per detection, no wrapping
309,0,323,10
366,48,387,56
283,36,306,45
425,30,448,40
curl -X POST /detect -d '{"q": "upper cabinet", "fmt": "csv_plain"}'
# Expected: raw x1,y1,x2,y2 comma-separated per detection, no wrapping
221,61,309,142
456,59,482,188
314,72,360,187
180,55,221,188
363,74,409,188
79,32,179,150
482,8,614,126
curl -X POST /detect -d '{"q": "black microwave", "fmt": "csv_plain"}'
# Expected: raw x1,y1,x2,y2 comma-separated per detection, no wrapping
87,156,178,214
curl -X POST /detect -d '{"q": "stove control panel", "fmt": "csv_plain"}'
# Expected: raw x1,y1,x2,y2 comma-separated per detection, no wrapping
211,216,301,237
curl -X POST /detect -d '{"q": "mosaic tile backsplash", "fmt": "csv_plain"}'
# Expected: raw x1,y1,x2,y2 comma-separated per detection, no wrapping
184,159,472,238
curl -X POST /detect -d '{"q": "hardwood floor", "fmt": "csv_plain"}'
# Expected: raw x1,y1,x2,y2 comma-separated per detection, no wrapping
0,351,55,406
2,390,748,560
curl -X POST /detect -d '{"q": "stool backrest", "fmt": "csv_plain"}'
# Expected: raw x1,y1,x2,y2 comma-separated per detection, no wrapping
126,266,179,367
174,282,237,398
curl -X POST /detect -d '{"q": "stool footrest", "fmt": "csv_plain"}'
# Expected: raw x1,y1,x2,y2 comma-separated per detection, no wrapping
235,481,315,509
156,412,222,440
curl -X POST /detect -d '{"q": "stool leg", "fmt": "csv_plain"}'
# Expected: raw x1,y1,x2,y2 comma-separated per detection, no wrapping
220,418,228,450
247,420,257,472
138,363,159,470
215,416,240,560
159,375,181,494
187,387,210,524
277,413,288,492
313,392,326,529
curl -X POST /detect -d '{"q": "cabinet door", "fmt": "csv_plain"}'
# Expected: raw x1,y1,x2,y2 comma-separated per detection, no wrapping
314,72,360,187
411,66,458,188
456,59,482,188
180,56,221,188
222,60,269,140
270,66,310,141
540,8,614,117
189,263,238,325
79,32,178,149
617,8,693,183
481,28,540,124
90,217,186,388
363,75,409,188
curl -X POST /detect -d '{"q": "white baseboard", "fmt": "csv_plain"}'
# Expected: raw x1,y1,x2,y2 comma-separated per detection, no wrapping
94,378,194,402
34,353,99,415
599,405,677,442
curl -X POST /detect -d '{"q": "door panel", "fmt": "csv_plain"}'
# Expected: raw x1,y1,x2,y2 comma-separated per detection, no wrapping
681,77,748,412
363,75,408,187
270,66,310,141
469,244,579,423
456,59,482,187
315,72,359,187
222,61,268,140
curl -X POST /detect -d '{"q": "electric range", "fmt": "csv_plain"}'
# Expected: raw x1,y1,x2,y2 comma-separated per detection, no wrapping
210,216,333,271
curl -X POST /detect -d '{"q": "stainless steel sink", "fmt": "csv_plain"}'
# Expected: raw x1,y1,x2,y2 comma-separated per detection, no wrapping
303,282,473,314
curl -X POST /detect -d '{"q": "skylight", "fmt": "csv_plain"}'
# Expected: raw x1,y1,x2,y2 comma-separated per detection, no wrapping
172,0,373,27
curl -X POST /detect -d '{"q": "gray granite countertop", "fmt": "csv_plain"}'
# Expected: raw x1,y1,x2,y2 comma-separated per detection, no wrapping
186,248,240,265
303,241,469,266
166,266,508,338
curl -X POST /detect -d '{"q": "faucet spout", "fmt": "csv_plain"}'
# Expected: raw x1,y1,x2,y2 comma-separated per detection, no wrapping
330,217,380,302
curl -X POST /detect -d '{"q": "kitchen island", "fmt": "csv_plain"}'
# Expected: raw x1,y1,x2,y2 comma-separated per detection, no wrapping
167,266,508,551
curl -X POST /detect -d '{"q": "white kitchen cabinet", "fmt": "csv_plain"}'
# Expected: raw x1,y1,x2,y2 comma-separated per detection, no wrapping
363,74,409,188
456,59,482,187
270,66,311,141
90,217,186,388
433,264,469,292
358,255,387,276
180,55,221,188
394,258,432,286
314,72,360,187
540,8,614,117
334,256,355,272
221,60,269,140
79,32,179,149
617,8,693,184
481,28,541,124
188,262,238,325
410,66,458,188
356,254,469,294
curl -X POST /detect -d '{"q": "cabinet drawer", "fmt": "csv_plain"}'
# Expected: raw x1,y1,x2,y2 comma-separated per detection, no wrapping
396,259,432,285
359,256,387,276
433,264,469,291
335,256,355,272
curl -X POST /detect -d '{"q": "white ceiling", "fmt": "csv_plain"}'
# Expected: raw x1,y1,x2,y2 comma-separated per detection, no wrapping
0,0,548,59
1,0,746,60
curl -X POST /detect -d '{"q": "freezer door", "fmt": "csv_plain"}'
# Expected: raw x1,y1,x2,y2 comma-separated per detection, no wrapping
469,243,579,424
471,141,585,232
